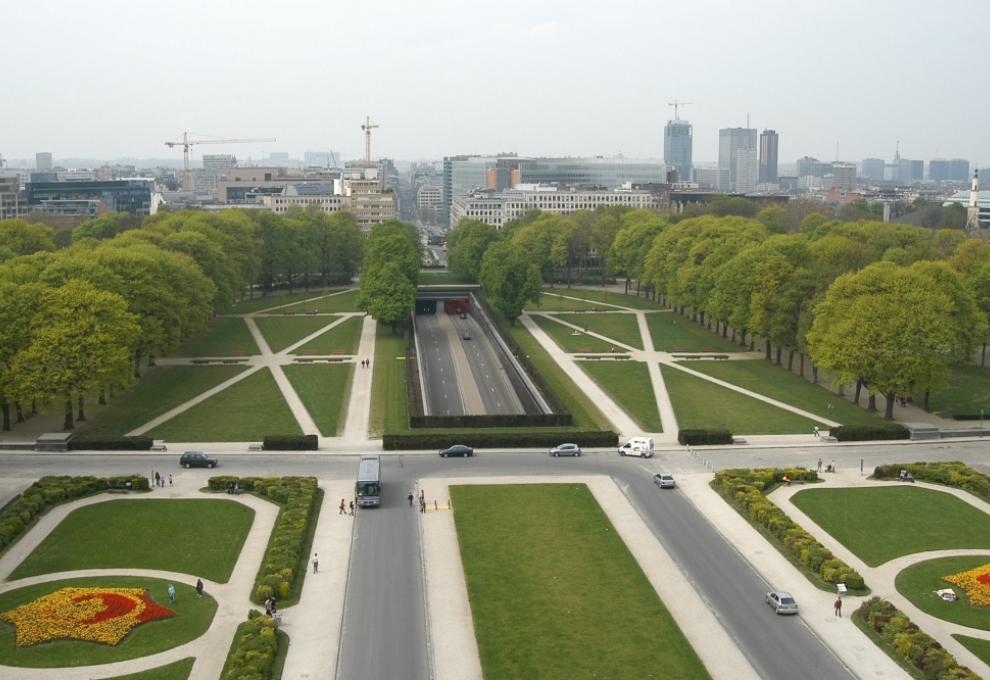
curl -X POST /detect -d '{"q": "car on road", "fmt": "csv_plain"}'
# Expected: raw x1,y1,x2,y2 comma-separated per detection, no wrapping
765,590,798,615
439,444,473,458
618,436,654,458
180,451,218,469
653,473,676,488
550,443,581,457
462,331,471,340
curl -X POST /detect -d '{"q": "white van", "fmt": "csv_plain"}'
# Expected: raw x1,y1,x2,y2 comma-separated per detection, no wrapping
618,437,654,458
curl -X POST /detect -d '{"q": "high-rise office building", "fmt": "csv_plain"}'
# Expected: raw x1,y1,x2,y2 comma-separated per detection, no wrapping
929,159,970,182
861,158,885,181
796,156,833,178
664,119,693,182
832,162,857,191
203,154,237,176
35,152,53,171
718,127,757,192
758,130,778,183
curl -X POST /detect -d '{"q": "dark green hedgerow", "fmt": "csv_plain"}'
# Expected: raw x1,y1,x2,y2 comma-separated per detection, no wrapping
219,610,288,680
874,462,990,504
830,423,910,441
678,429,733,445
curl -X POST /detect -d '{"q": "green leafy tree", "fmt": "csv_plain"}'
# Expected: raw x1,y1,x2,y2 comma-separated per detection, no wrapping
0,281,46,430
358,261,415,332
0,219,56,255
71,212,141,242
447,220,500,282
479,241,542,323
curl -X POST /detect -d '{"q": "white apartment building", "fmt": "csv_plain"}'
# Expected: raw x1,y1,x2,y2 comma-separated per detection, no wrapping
258,193,350,215
450,184,660,229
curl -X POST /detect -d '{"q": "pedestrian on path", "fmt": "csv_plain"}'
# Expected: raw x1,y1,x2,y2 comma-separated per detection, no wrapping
169,474,173,486
817,458,822,473
339,498,346,515
408,491,414,507
349,500,354,515
154,471,161,487
312,553,319,574
167,583,176,603
265,596,273,616
813,425,820,438
195,578,204,597
834,597,842,617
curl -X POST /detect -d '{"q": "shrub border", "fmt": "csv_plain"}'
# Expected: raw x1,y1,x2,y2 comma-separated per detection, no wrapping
873,461,990,504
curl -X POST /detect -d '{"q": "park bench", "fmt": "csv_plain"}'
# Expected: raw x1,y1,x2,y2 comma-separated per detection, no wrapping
150,441,167,452
248,443,263,451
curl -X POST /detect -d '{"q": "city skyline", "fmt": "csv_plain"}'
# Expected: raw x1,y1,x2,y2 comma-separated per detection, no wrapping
2,0,987,165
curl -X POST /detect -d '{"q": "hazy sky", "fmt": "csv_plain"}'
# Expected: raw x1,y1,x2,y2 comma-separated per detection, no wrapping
3,0,987,166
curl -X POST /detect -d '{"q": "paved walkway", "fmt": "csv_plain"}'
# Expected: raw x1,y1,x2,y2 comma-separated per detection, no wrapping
342,316,376,442
771,474,990,677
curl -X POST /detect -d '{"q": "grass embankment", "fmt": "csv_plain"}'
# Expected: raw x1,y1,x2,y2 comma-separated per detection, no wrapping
254,315,342,353
661,364,823,434
895,556,990,631
791,486,990,566
688,360,886,426
174,317,258,357
284,363,354,436
530,315,621,353
537,287,662,310
580,361,661,431
954,634,990,667
418,270,474,285
0,577,215,668
280,289,360,314
10,499,254,582
219,287,339,314
78,365,247,438
452,484,709,680
369,324,408,437
559,312,643,349
916,364,990,418
147,368,302,441
294,316,363,355
646,314,741,352
105,658,195,680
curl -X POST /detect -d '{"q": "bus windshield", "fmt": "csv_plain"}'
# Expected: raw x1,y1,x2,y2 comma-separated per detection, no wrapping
356,481,380,497
355,456,382,507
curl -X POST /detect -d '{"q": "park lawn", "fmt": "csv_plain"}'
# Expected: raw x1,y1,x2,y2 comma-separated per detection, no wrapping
370,324,408,436
146,368,302,442
78,366,247,438
954,635,990,667
0,577,215,668
219,287,338,314
254,316,339,353
280,289,361,314
174,317,258,357
526,294,607,312
580,361,662,432
542,287,663,310
661,364,824,434
283,364,354,436
451,484,709,680
917,364,990,418
791,486,990,566
105,658,195,680
293,316,363,355
418,270,473,285
530,315,625,353
895,556,990,631
10,499,253,582
687,360,886,427
562,312,643,349
646,314,741,353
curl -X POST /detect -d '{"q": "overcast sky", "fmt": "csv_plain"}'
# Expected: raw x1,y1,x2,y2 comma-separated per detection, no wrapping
3,0,987,166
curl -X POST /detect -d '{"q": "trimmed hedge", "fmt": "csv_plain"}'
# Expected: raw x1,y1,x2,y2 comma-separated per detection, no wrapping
208,476,319,604
712,468,868,592
68,436,153,450
383,429,619,450
830,424,911,441
262,434,318,451
678,429,733,446
0,475,149,553
855,597,978,680
220,610,283,680
874,461,990,504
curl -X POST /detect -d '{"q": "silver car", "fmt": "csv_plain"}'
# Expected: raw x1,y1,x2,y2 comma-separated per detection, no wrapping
550,443,581,457
766,590,798,615
653,473,676,489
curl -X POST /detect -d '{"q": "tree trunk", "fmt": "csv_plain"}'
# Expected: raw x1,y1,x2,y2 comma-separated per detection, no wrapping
775,345,782,365
99,389,106,406
109,384,116,398
31,399,37,414
884,392,895,420
787,349,795,371
923,389,930,411
625,277,630,295
983,342,987,368
749,337,755,351
799,353,805,377
867,394,877,412
723,323,729,338
1,403,9,431
63,398,74,430
731,329,736,343
148,354,156,367
765,341,772,361
812,366,819,384
854,379,863,405
15,402,24,423
77,395,86,422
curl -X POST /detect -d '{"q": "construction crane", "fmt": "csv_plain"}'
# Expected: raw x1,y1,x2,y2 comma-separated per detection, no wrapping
360,116,379,166
165,132,276,190
667,100,693,120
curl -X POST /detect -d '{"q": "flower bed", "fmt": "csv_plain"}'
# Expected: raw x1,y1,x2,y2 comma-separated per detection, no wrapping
945,562,990,607
0,587,173,647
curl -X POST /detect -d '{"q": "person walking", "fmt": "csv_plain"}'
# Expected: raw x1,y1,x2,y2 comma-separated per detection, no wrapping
349,500,354,515
817,457,823,473
169,474,173,486
167,583,176,603
834,597,842,617
813,425,820,438
312,553,319,574
195,578,204,597
265,596,273,616
408,491,414,507
339,498,346,515
154,471,161,487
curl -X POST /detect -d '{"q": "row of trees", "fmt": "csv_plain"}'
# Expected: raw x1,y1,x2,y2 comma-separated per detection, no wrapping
357,221,422,331
0,207,366,431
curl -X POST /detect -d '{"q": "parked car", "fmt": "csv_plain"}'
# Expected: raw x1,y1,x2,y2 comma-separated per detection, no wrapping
550,443,581,457
439,444,474,458
179,451,218,469
765,590,799,615
653,473,676,489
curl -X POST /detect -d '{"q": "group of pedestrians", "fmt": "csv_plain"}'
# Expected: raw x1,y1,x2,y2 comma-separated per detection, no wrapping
407,489,427,513
150,471,172,488
359,358,370,368
339,498,354,515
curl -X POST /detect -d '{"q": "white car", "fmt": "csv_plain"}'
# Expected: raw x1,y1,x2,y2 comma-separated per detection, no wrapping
766,590,798,615
653,473,676,489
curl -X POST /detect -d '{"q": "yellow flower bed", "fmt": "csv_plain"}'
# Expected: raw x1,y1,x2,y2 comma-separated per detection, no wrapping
945,563,990,606
0,587,174,647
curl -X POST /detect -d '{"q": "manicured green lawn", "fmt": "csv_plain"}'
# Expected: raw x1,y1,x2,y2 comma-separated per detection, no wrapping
11,499,253,581
954,634,990,666
283,364,354,436
174,317,258,357
687,360,886,426
895,556,990,630
418,270,473,284
280,289,361,314
146,368,302,442
254,316,338,353
530,315,625,353
580,361,662,431
219,287,339,314
661,364,823,434
451,484,709,680
0,577,214,668
538,287,663,310
78,366,248,438
791,486,990,566
560,312,643,349
105,657,195,679
646,314,741,352
293,316,363,355
526,294,605,312
370,324,408,436
917,364,990,418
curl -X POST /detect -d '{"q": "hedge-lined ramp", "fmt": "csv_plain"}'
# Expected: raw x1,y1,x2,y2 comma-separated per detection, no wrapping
451,484,709,680
10,499,254,582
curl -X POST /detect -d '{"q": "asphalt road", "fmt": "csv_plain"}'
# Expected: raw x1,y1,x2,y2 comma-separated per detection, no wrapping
6,440,988,679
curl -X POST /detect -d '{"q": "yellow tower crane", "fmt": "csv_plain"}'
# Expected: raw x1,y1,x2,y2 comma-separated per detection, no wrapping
165,132,276,190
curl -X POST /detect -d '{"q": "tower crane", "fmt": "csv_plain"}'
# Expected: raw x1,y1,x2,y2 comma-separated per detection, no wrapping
667,100,693,120
165,132,276,190
360,116,379,166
